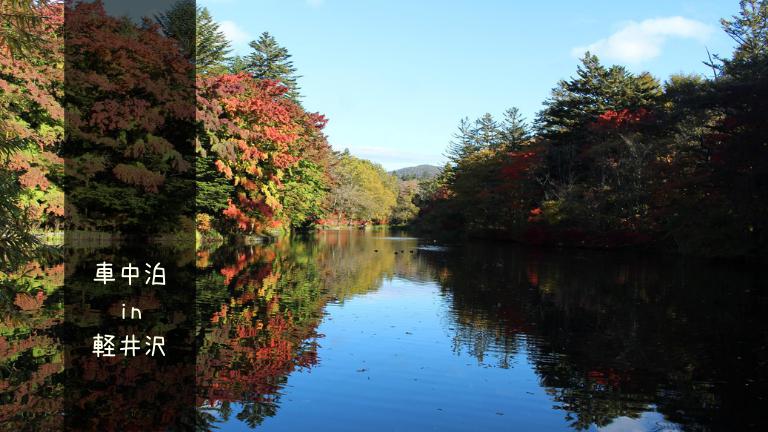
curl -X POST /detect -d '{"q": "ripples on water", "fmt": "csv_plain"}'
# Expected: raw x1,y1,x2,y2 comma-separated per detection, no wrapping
2,230,766,431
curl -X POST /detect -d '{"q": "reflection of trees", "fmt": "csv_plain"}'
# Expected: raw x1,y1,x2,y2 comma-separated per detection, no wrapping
2,244,199,431
196,240,324,428
427,244,531,367
5,230,754,431
0,255,63,430
424,244,768,431
7,231,765,430
60,246,197,431
195,231,436,428
315,230,396,300
316,230,433,300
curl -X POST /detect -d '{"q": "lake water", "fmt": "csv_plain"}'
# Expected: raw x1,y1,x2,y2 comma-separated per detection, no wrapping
2,230,765,430
196,230,768,431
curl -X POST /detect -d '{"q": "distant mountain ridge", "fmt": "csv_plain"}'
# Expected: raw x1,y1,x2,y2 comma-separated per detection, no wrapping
391,164,441,180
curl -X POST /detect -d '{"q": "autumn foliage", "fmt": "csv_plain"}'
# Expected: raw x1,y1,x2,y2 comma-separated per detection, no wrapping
0,0,339,238
416,11,768,258
592,108,652,130
198,73,330,233
0,2,64,228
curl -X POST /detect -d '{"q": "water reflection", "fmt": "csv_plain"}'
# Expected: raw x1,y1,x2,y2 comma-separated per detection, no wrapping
1,231,765,430
426,244,768,430
195,231,429,429
196,241,323,428
0,255,63,430
1,244,197,431
198,232,767,431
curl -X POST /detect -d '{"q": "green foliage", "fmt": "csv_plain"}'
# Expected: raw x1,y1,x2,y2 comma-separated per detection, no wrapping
0,170,39,271
537,52,662,137
245,32,301,100
390,179,419,225
500,107,529,151
536,53,662,181
719,0,768,64
447,107,531,164
196,156,231,216
228,54,248,73
281,160,328,228
446,117,478,163
0,0,45,58
193,7,232,74
156,2,231,75
327,152,398,223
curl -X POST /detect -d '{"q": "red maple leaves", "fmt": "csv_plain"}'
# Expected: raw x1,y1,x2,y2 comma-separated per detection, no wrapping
593,108,652,130
199,73,329,233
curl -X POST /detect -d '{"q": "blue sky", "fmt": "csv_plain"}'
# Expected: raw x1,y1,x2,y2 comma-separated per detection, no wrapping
201,0,737,170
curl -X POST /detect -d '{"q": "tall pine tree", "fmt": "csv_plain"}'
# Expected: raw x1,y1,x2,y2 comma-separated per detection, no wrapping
536,52,661,180
446,117,478,164
475,113,501,150
500,107,529,151
245,32,301,100
156,2,231,75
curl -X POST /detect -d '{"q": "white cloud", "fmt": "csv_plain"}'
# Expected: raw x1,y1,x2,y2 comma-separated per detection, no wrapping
306,0,324,8
571,16,713,63
219,20,251,45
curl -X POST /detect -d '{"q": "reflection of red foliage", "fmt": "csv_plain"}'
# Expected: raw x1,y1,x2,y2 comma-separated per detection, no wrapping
526,262,540,287
587,368,624,388
528,207,543,223
72,354,194,431
198,247,323,409
198,307,320,406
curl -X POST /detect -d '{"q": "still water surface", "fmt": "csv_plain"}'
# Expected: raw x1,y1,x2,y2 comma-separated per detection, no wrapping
197,230,767,431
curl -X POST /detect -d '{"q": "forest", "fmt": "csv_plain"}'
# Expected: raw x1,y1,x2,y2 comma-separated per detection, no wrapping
415,1,768,259
0,1,410,261
0,1,767,430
